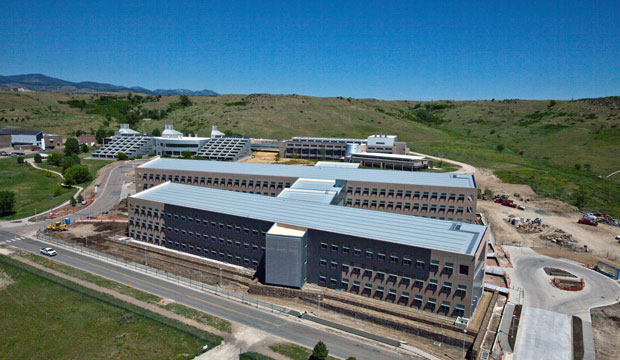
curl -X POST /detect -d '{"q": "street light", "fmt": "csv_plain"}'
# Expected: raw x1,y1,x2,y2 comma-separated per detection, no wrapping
317,294,321,317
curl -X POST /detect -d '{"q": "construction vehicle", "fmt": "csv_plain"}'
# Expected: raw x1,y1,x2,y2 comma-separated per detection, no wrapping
46,221,68,231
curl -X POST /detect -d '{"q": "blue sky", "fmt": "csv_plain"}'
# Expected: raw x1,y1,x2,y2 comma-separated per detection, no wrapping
1,1,618,100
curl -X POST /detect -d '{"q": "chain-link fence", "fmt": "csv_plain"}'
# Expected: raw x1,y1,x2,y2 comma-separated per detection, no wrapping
36,233,291,316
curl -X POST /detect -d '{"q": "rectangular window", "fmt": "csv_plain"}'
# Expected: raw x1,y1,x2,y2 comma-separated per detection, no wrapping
331,244,339,252
320,242,328,250
353,248,362,257
330,261,338,269
390,255,399,264
460,265,469,275
365,250,373,259
342,245,350,254
403,257,411,266
319,258,327,267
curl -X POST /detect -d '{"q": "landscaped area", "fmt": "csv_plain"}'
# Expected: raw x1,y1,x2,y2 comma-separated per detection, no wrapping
0,256,212,360
0,157,75,220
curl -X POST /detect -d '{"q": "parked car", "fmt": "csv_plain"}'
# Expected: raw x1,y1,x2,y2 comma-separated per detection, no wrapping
0,151,7,156
578,218,598,226
40,247,57,256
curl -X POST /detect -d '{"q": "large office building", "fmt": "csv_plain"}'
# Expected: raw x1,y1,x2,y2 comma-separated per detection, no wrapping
0,128,44,149
136,158,478,223
279,133,408,160
128,182,487,318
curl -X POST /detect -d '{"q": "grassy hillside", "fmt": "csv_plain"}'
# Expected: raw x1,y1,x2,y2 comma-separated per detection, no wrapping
1,91,619,216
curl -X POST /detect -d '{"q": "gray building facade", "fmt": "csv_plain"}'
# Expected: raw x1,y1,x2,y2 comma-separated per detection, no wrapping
129,182,487,318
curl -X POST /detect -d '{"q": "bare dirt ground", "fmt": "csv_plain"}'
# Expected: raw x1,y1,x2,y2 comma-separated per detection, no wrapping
0,267,14,290
474,167,620,262
241,151,317,165
591,301,620,360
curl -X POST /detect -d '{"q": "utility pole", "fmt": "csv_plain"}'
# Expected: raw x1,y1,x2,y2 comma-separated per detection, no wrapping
144,248,147,266
219,268,222,287
317,295,321,317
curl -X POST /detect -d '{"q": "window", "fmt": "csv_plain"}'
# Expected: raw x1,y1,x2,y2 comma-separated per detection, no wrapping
319,276,327,285
342,264,350,272
330,278,338,287
403,257,411,266
353,248,362,257
457,285,467,295
388,273,397,282
365,250,373,259
319,258,327,267
342,245,350,254
442,282,452,291
401,277,411,286
364,268,373,277
428,279,438,289
460,265,469,275
444,263,454,273
331,244,339,252
377,251,386,261
430,260,439,271
330,261,338,269
341,279,349,290
390,255,399,264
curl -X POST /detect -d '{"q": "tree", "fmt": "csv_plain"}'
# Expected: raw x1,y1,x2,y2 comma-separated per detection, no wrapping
346,357,357,360
575,163,581,170
81,143,89,153
274,153,281,162
77,194,83,203
47,152,63,166
151,128,161,136
63,165,91,185
181,151,192,159
71,197,77,207
116,152,128,161
16,156,24,164
75,129,84,137
34,153,43,163
179,95,192,107
64,137,80,156
310,341,329,360
95,128,107,144
548,100,556,108
496,144,504,152
62,156,77,171
0,191,16,216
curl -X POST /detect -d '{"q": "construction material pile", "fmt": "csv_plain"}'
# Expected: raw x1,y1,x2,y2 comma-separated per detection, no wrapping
539,229,574,243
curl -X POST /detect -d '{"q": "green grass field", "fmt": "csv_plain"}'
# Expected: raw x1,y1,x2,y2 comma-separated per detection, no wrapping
1,91,619,217
269,343,339,360
0,157,75,220
0,259,207,360
21,251,232,333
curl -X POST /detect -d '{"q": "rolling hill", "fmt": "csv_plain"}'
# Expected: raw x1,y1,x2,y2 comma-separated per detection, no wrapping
0,90,618,217
0,74,218,96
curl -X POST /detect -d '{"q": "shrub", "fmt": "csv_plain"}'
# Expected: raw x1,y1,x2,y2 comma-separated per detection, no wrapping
64,137,80,156
63,165,92,185
0,190,16,216
310,341,328,360
34,153,42,163
47,152,64,166
81,143,89,153
16,156,24,164
496,144,505,152
116,152,128,161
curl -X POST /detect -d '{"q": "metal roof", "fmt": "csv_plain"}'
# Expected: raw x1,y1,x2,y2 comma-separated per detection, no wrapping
132,182,486,255
315,161,360,168
277,188,338,204
139,158,476,188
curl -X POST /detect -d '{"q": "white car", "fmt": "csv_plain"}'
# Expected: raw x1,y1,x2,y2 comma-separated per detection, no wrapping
40,247,57,256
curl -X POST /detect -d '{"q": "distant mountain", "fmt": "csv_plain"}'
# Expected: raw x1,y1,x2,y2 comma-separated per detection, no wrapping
0,73,219,96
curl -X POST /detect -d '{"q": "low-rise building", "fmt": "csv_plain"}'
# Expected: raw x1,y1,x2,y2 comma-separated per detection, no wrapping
43,133,63,149
78,134,96,146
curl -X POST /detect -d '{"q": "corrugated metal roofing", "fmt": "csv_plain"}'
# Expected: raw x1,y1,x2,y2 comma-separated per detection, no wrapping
132,182,486,255
277,188,338,204
139,158,476,188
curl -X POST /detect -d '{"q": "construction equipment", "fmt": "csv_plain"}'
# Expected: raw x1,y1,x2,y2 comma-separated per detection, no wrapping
46,221,68,231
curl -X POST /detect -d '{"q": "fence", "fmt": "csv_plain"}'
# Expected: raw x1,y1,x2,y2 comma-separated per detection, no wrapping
0,254,222,349
36,233,291,316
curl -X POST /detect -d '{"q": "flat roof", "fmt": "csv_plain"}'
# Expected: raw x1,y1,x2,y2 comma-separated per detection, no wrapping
315,161,360,168
139,158,476,188
132,182,486,255
352,152,426,160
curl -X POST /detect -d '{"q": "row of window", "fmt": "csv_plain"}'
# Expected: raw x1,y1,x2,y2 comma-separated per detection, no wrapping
318,244,469,275
165,214,268,237
346,188,472,202
141,172,291,190
345,199,471,214
321,277,466,316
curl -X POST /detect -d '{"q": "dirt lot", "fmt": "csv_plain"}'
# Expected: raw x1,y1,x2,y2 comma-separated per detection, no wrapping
591,301,620,360
241,151,317,165
475,168,620,262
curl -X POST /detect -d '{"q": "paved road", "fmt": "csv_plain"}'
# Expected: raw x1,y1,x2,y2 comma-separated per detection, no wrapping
505,246,620,360
0,231,412,360
1,159,144,235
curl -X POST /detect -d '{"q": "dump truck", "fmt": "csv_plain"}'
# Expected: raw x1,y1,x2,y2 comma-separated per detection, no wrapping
46,221,68,231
